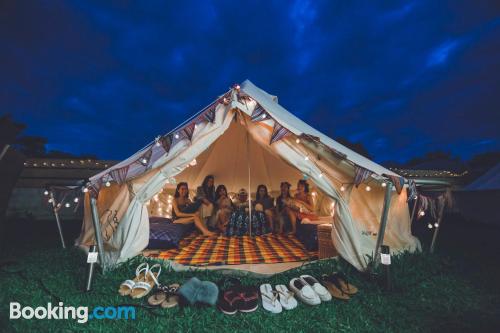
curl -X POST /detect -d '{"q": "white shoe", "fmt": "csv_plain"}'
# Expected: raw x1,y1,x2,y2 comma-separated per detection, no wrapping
275,284,298,310
289,278,321,305
260,284,282,313
300,275,332,302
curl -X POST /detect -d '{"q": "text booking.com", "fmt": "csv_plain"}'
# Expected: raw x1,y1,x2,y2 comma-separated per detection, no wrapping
10,302,135,324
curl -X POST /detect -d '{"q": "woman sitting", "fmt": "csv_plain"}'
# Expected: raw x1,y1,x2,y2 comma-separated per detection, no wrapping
214,185,234,233
172,182,215,237
254,184,275,232
195,175,216,227
276,182,292,234
225,188,269,237
278,180,316,234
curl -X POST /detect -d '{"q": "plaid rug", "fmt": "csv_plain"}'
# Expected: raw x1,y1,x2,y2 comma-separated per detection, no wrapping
144,233,316,266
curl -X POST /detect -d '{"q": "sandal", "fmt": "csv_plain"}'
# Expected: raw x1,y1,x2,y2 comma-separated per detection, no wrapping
321,274,350,301
260,284,282,313
130,263,162,299
148,283,180,307
275,284,298,310
118,263,149,296
331,272,358,295
217,277,242,315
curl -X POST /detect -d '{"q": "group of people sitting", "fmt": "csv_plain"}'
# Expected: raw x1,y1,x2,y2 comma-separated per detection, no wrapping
170,175,318,237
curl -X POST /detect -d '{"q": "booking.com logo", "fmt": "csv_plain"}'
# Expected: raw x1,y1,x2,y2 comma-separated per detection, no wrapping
10,302,135,324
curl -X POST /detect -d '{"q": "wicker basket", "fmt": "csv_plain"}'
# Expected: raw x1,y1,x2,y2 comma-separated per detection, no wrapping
317,224,338,259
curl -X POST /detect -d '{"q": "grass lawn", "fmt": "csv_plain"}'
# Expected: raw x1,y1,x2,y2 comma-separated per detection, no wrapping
1,216,499,332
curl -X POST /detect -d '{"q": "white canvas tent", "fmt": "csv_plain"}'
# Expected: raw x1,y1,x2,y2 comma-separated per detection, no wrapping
76,80,420,271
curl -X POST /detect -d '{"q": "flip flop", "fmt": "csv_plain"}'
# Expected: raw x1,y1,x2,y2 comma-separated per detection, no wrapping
331,272,358,295
275,284,298,310
321,274,350,301
147,291,167,306
130,264,162,299
260,284,282,313
118,263,149,296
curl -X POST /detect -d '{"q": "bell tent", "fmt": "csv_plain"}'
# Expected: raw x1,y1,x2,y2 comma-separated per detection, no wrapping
76,80,420,272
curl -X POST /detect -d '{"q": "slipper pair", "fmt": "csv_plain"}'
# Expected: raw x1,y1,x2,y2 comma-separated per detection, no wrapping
289,275,331,306
147,283,180,308
118,263,162,299
260,284,297,313
218,278,259,315
321,272,358,300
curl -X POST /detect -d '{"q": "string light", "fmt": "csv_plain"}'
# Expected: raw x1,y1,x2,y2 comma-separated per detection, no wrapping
174,133,180,139
365,185,371,192
296,138,301,144
105,181,111,187
234,84,240,91
304,156,309,161
74,197,79,203
48,198,54,204
190,159,197,166
434,223,439,228
427,223,433,229
44,190,49,196
141,157,148,165
381,182,387,188
65,202,70,208
340,185,346,192
419,211,425,217
261,114,267,119
83,187,89,193
319,173,323,178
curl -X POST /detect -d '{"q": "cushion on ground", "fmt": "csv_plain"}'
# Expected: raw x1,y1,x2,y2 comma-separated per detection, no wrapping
148,216,194,249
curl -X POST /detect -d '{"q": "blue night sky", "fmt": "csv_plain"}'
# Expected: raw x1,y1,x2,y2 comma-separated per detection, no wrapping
2,1,499,163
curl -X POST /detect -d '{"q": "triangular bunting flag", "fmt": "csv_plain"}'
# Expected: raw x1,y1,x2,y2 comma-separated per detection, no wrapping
160,134,173,154
385,174,406,194
407,179,417,201
251,104,269,122
354,166,373,187
138,148,153,168
182,122,196,141
203,103,216,123
109,165,129,184
270,121,291,144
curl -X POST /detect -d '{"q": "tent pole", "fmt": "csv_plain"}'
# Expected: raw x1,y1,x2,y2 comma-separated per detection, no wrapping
373,182,393,270
409,196,418,224
49,191,66,249
90,196,106,272
246,130,252,237
430,199,446,254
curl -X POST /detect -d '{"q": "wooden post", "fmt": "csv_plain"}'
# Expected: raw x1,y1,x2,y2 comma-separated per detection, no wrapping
49,191,66,249
373,182,393,269
430,200,446,253
90,196,106,272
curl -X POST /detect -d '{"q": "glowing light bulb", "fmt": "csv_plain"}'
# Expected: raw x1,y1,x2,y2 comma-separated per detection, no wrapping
83,187,89,193
296,138,301,144
105,181,111,187
434,223,439,228
43,190,49,196
190,159,197,166
234,84,240,90
427,223,433,229
381,182,387,188
174,133,180,139
74,197,79,203
312,192,317,196
319,173,323,178
48,198,54,204
261,114,267,119
141,158,148,165
365,185,371,192
304,156,309,161
65,202,70,208
340,185,346,192
419,211,425,217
